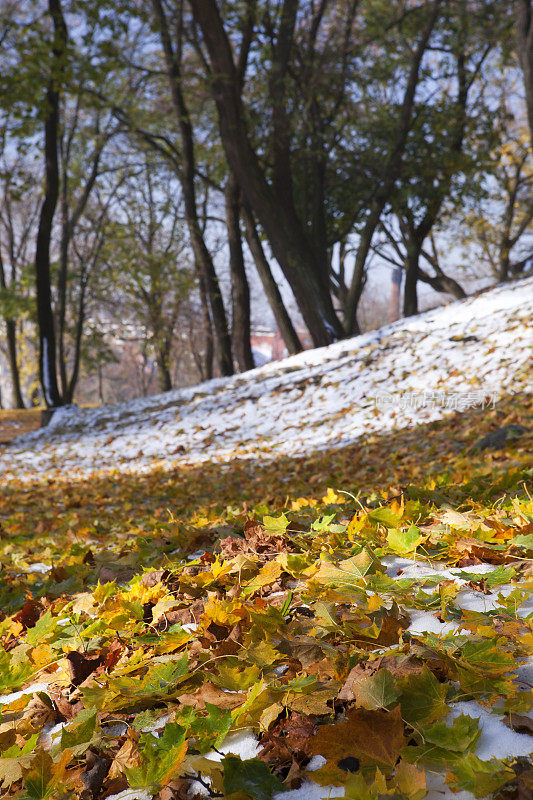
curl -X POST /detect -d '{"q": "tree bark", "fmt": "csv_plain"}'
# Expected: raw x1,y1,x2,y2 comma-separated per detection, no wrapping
192,0,344,347
403,238,422,316
517,0,533,146
0,250,24,408
225,173,254,371
34,0,67,408
156,341,172,392
5,319,24,408
198,273,214,380
151,0,233,376
241,202,302,355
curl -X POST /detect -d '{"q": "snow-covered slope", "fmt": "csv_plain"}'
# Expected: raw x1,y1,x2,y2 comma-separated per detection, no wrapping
2,278,532,479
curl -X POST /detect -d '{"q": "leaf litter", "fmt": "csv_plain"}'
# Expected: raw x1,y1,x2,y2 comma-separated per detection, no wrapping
0,281,531,799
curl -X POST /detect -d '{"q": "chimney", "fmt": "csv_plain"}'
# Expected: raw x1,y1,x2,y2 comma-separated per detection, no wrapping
388,267,403,323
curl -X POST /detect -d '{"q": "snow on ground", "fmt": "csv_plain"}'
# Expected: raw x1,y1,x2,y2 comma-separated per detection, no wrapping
1,277,532,481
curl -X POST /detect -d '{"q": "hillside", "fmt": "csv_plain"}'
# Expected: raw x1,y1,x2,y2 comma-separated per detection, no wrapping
0,278,532,800
2,277,532,481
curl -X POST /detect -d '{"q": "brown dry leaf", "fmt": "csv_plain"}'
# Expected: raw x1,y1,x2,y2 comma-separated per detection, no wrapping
100,777,128,798
108,734,142,780
395,759,427,798
504,713,533,735
177,682,246,710
81,748,110,798
16,694,56,735
288,686,338,716
259,711,319,765
141,569,172,588
307,704,406,768
379,655,425,678
13,599,42,630
47,690,83,720
353,612,408,649
156,600,204,629
338,664,368,702
452,538,507,565
306,657,337,680
66,650,105,687
103,639,123,672
157,778,196,800
518,770,533,800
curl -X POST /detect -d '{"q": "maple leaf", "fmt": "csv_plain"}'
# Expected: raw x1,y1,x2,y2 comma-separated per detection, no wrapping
307,704,406,769
446,753,515,797
222,754,288,800
351,668,401,710
399,666,448,727
126,723,188,789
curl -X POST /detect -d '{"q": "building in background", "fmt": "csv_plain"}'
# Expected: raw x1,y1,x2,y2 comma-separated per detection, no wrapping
388,267,403,323
250,327,312,365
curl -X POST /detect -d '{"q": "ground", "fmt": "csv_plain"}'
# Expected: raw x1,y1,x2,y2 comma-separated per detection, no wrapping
0,279,531,800
0,409,42,445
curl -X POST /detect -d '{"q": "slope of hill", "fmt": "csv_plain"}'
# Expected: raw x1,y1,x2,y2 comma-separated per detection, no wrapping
0,278,532,800
1,277,532,480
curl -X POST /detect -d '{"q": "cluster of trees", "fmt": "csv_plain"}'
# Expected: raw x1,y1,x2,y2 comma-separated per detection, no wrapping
0,0,532,408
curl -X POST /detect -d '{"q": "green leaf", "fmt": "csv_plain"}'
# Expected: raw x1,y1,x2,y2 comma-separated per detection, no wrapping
3,733,39,758
23,750,53,800
127,723,188,789
26,612,57,646
368,508,403,528
422,713,480,753
191,702,232,751
0,649,34,693
446,753,515,797
60,707,97,752
404,713,482,767
352,668,400,710
399,667,448,727
451,565,516,588
262,513,289,533
509,534,533,551
459,639,515,676
387,525,423,555
222,755,288,800
311,514,336,532
111,656,189,700
211,662,261,691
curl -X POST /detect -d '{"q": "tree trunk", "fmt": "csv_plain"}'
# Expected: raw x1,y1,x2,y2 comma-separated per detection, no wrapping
156,346,172,392
34,0,67,408
58,168,69,398
225,174,254,371
0,252,25,408
192,0,344,347
198,273,214,380
403,239,422,317
241,202,302,355
64,275,87,403
517,0,533,146
5,319,25,408
498,246,511,283
150,0,233,376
